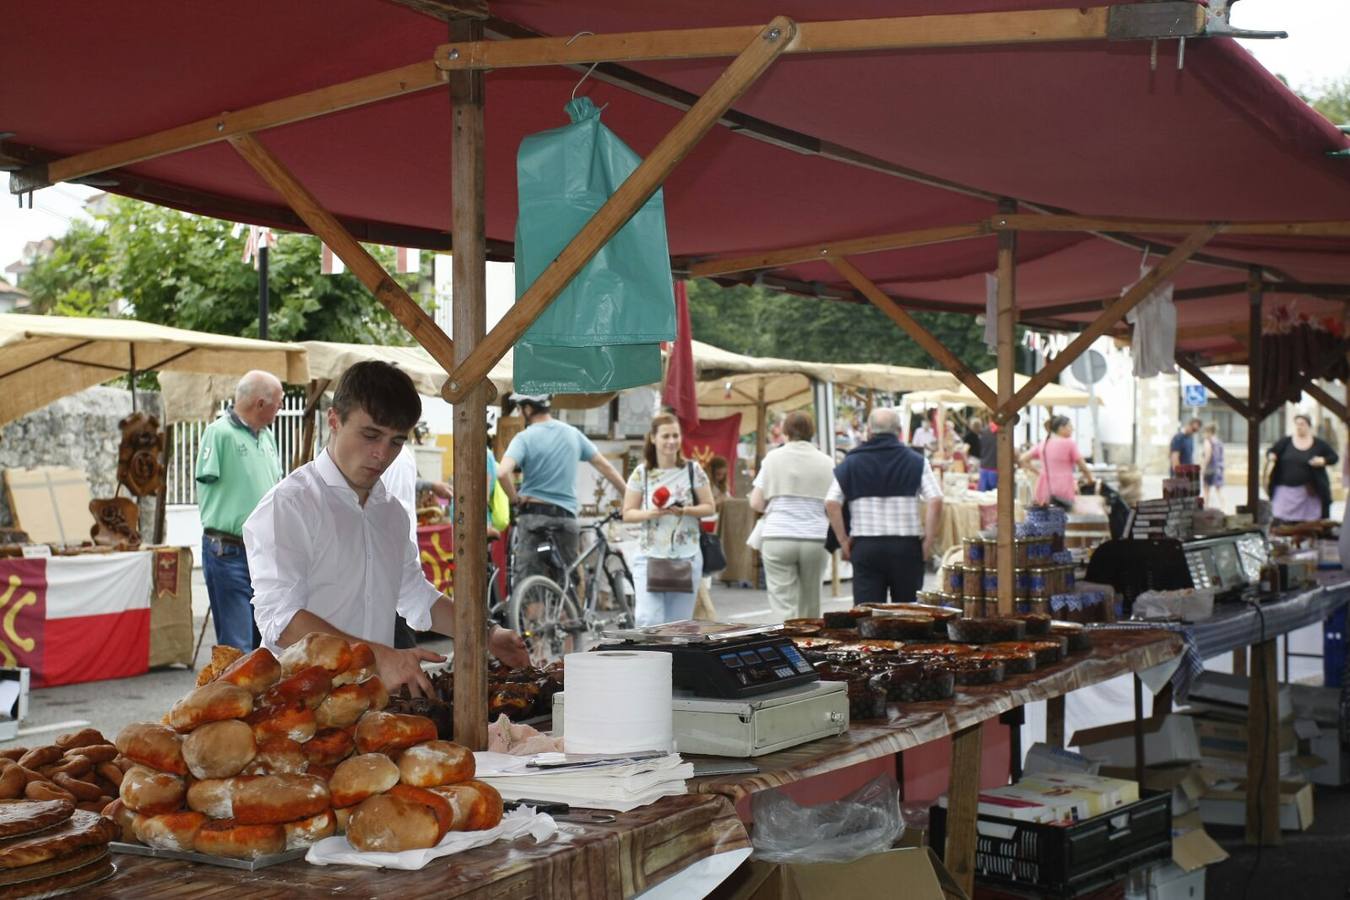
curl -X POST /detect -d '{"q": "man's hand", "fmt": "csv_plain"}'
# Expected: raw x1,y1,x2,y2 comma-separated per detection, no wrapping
840,536,853,562
370,643,445,698
489,626,530,668
922,537,934,561
428,481,452,499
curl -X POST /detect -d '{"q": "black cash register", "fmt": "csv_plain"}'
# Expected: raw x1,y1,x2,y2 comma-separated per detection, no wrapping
599,621,819,699
1086,529,1268,612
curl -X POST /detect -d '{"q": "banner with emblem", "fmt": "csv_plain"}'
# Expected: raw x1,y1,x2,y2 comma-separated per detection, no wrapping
681,414,742,492
417,524,456,596
0,552,152,687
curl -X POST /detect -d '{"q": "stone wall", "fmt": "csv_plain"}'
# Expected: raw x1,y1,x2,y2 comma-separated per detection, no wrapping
0,386,163,536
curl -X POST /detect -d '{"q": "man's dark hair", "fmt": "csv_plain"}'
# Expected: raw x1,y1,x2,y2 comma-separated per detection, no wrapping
330,361,421,433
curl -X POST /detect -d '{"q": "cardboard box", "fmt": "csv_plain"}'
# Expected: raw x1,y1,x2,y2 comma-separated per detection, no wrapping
1126,813,1228,900
1187,713,1296,760
1198,779,1314,832
1073,713,1200,767
1101,763,1209,817
1187,671,1293,721
1299,729,1350,787
718,848,969,900
1288,683,1340,726
1197,752,1294,781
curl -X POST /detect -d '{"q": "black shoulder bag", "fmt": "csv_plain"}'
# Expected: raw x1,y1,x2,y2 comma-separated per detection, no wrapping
690,462,727,574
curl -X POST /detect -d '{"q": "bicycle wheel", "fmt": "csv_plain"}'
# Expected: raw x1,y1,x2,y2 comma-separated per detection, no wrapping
508,574,582,665
598,554,636,630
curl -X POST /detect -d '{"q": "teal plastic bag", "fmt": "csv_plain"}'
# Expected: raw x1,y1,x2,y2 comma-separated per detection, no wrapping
513,97,674,393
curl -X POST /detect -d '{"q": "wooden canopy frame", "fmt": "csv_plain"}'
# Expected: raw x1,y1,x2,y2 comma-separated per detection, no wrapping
17,2,1348,873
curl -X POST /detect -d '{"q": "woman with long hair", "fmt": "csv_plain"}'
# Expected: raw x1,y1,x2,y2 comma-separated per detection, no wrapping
622,414,716,626
1266,413,1339,522
1019,415,1095,508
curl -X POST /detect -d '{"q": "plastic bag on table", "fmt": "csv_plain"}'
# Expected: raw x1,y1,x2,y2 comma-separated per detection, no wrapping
749,773,903,864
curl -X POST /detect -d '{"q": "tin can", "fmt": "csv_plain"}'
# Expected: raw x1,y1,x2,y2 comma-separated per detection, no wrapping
962,596,982,618
982,568,998,596
938,592,962,610
942,566,964,595
1063,566,1076,590
963,538,985,566
1028,567,1050,598
1027,597,1050,617
983,539,999,568
1014,600,1032,616
1014,567,1031,599
1013,540,1031,568
1029,536,1052,564
964,568,985,599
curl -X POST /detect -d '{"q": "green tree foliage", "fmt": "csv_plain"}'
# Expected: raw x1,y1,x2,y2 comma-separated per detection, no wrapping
1303,76,1350,126
24,196,423,344
686,278,1012,372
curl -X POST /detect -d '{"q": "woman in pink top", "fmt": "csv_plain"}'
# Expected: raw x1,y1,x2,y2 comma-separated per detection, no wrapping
1019,416,1095,507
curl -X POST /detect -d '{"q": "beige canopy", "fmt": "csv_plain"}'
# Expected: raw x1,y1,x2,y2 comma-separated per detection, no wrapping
0,313,308,427
691,340,959,432
904,368,1097,409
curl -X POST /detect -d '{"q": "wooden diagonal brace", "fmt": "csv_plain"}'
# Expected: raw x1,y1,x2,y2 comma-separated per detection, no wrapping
992,213,1350,238
11,61,447,195
1304,382,1350,424
1176,356,1249,418
688,221,990,278
228,133,458,375
829,256,1000,411
995,226,1221,422
440,18,798,403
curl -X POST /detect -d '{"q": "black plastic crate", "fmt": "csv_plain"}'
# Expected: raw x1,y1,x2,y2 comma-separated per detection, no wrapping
930,790,1171,898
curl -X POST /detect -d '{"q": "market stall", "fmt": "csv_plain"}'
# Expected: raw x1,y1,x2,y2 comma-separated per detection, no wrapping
10,0,1350,894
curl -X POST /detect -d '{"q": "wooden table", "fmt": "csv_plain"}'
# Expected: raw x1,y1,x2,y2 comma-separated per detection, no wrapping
690,628,1184,895
94,794,749,899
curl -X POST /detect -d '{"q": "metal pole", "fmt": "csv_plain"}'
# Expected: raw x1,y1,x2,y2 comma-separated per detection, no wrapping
258,241,270,340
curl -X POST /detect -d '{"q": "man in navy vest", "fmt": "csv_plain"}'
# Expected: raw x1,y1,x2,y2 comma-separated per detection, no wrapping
825,408,944,605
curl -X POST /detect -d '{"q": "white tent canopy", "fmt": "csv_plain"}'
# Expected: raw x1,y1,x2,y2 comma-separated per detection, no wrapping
904,368,1096,410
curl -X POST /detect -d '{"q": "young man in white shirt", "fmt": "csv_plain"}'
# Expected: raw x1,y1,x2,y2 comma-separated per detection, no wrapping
245,361,528,696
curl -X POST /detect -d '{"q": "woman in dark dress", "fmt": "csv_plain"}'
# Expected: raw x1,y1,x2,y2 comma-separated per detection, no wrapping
1265,414,1339,522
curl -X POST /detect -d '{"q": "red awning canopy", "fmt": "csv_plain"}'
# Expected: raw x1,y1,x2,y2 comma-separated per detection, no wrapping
5,0,1349,358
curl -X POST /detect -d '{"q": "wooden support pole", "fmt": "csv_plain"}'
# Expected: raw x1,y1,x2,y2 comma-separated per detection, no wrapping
1248,268,1264,514
993,212,1350,239
14,62,447,193
1046,695,1066,749
995,201,1017,617
152,423,172,546
688,221,990,278
293,378,331,470
755,381,767,470
1176,356,1250,419
1305,382,1350,424
440,18,797,403
996,227,1220,423
449,17,490,752
436,7,1119,71
1246,638,1282,846
829,256,1000,410
945,722,984,899
228,134,458,375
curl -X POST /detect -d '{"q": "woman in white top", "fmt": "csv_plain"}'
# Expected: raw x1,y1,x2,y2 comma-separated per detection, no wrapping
622,413,716,626
750,412,836,621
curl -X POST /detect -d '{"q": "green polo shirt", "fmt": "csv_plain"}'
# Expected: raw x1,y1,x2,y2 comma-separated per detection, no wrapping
196,411,282,536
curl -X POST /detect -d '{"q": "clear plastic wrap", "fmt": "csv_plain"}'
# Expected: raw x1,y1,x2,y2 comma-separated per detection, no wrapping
749,773,902,864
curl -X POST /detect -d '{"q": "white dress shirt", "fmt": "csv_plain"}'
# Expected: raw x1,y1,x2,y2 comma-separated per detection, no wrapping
244,448,441,652
381,444,420,548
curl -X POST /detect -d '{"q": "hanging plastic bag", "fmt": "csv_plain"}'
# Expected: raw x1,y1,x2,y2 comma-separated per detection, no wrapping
513,97,674,393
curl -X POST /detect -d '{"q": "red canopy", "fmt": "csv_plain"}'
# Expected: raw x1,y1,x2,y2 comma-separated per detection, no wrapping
5,0,1349,358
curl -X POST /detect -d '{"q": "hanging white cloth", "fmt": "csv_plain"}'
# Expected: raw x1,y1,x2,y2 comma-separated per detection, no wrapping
1123,254,1177,377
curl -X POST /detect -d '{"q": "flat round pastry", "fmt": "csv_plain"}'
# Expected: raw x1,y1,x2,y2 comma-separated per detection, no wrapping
0,854,115,899
789,637,840,650
832,640,904,654
0,802,73,841
0,810,118,870
0,844,106,888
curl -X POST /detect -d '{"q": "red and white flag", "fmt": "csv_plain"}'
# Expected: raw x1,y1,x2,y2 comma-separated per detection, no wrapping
0,553,152,687
240,226,275,269
321,242,346,276
395,247,421,274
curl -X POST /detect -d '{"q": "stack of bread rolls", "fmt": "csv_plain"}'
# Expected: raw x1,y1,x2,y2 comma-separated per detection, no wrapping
0,728,130,813
105,633,501,859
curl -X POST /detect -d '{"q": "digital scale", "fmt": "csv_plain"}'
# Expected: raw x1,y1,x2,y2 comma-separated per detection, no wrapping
1086,529,1269,610
555,621,850,757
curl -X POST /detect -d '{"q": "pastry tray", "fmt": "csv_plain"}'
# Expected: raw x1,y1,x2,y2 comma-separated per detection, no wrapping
110,841,307,871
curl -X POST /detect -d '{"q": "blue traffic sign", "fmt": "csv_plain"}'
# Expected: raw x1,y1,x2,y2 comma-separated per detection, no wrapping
1183,384,1207,408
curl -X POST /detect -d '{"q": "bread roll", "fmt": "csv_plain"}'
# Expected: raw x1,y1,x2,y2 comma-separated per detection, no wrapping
278,633,353,679
397,741,474,788
217,648,283,695
283,809,335,849
257,666,332,712
66,744,118,764
332,642,376,687
134,810,206,852
0,766,24,800
354,711,437,756
183,720,257,780
302,728,354,767
194,819,286,859
346,794,442,853
16,746,61,769
169,681,253,733
187,774,329,825
196,645,245,687
247,701,317,745
387,784,454,835
119,766,187,815
102,798,141,842
361,676,389,713
333,805,351,834
428,780,503,831
329,753,400,808
306,763,336,783
52,773,102,802
25,781,75,804
314,683,372,730
55,729,105,751
115,723,188,775
243,737,307,776
96,763,124,789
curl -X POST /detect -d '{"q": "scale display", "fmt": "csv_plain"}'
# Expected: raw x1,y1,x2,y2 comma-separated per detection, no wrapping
599,622,818,698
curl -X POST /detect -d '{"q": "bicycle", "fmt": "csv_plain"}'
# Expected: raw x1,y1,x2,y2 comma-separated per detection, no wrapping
507,510,636,665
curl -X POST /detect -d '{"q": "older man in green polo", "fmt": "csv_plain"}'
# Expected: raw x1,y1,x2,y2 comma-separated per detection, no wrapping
196,370,284,650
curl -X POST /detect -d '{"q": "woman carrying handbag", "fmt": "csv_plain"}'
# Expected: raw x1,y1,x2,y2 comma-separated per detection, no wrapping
622,413,716,626
1019,415,1095,509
